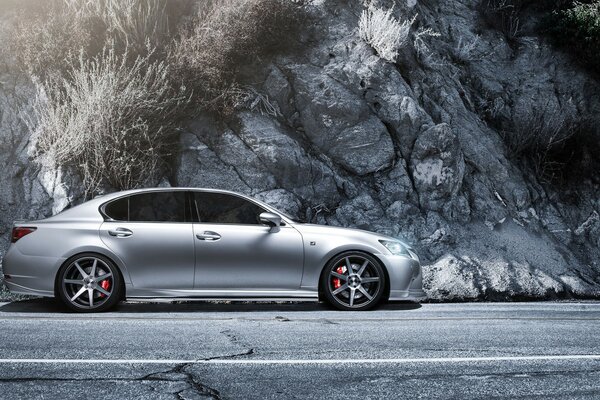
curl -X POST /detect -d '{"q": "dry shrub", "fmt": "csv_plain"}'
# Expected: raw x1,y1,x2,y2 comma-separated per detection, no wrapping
358,6,416,62
479,0,524,41
12,0,191,78
19,0,307,195
13,2,93,78
550,119,600,184
501,103,581,181
32,49,187,195
170,0,307,113
453,35,481,64
88,0,170,52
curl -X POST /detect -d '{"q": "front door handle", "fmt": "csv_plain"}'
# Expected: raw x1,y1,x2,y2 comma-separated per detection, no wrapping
196,231,221,241
108,227,133,238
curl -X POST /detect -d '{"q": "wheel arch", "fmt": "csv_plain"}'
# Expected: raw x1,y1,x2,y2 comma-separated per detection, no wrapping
317,249,391,302
53,251,127,299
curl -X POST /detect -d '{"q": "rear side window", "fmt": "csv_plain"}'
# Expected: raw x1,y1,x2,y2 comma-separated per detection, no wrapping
104,197,128,221
103,191,188,222
130,192,185,222
193,192,266,224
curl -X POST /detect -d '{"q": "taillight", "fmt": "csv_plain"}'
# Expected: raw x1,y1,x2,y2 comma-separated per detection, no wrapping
11,227,37,243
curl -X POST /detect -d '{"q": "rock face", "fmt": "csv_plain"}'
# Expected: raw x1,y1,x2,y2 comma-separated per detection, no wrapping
2,0,600,300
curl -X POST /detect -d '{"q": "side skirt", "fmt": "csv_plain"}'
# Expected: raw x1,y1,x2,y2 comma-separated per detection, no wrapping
126,297,320,303
125,288,319,300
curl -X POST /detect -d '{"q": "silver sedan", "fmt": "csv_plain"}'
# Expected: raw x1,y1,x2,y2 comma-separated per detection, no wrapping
3,188,425,312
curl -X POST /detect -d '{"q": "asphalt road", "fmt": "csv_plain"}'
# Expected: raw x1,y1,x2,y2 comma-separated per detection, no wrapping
0,300,599,399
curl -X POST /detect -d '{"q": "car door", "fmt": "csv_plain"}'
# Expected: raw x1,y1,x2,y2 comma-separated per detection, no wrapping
99,190,195,289
191,191,304,290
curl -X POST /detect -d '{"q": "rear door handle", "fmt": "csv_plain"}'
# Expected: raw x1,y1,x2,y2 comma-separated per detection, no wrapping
108,227,133,238
196,231,221,241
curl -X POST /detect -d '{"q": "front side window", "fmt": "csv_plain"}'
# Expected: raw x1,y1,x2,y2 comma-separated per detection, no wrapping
193,192,266,224
103,191,187,222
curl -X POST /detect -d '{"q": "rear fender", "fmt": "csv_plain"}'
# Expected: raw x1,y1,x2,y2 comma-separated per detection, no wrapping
58,246,132,285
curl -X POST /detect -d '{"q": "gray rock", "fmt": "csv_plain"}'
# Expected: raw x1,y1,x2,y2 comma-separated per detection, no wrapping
188,116,277,193
255,189,303,220
289,65,395,175
235,111,341,207
410,124,465,212
176,133,250,193
263,65,294,120
335,194,385,230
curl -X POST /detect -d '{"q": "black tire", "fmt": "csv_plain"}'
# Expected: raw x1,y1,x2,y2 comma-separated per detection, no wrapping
56,253,123,312
321,251,386,311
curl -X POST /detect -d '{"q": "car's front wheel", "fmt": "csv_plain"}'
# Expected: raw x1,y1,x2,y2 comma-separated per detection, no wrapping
321,251,386,311
56,253,122,312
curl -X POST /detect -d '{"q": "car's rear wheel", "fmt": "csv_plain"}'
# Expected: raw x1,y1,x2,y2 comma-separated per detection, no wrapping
56,253,122,312
321,251,386,311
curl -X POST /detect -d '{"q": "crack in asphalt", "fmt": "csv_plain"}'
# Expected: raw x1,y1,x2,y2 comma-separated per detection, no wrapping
139,349,256,399
3,367,599,384
174,363,223,400
203,348,255,361
139,363,223,400
485,389,600,400
0,368,223,399
13,348,248,399
377,368,600,382
220,329,241,344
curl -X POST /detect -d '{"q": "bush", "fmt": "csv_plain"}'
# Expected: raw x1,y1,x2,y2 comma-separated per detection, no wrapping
13,1,93,78
478,0,600,69
499,103,599,182
358,7,416,62
18,0,307,195
545,1,600,70
31,49,187,195
170,0,306,113
11,0,191,78
479,0,524,41
550,120,600,184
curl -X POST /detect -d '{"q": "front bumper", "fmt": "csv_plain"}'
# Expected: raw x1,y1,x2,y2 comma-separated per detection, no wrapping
389,288,427,301
376,253,426,301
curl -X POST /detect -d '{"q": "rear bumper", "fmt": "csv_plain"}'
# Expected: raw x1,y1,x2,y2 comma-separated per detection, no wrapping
3,278,54,297
2,245,63,297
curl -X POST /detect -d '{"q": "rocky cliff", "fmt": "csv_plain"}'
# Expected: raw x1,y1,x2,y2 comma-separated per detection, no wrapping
1,0,600,300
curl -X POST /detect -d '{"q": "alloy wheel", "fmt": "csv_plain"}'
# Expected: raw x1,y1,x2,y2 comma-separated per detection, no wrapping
326,254,382,309
61,256,115,310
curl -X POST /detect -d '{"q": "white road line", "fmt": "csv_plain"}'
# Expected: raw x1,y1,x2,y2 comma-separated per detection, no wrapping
2,316,600,322
0,355,600,365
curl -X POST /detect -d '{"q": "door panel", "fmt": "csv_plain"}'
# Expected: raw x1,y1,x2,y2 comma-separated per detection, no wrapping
193,224,304,289
100,222,195,289
99,190,195,290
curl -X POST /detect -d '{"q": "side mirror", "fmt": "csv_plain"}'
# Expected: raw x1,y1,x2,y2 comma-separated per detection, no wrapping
259,212,282,232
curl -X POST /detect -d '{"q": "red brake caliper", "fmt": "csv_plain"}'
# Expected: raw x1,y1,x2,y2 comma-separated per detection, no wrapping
99,280,111,298
332,266,345,289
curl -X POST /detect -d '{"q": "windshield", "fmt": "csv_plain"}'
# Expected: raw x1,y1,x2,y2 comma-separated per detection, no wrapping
275,208,306,224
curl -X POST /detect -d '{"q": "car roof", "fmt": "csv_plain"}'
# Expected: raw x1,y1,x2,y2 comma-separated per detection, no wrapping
43,188,292,223
95,187,244,202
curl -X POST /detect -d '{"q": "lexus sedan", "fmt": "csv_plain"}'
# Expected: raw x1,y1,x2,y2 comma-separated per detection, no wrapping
3,188,425,312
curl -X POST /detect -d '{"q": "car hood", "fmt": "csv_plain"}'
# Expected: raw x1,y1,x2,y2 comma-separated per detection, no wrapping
292,223,413,249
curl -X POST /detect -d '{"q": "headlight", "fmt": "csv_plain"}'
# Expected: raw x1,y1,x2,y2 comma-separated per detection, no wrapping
379,240,410,256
